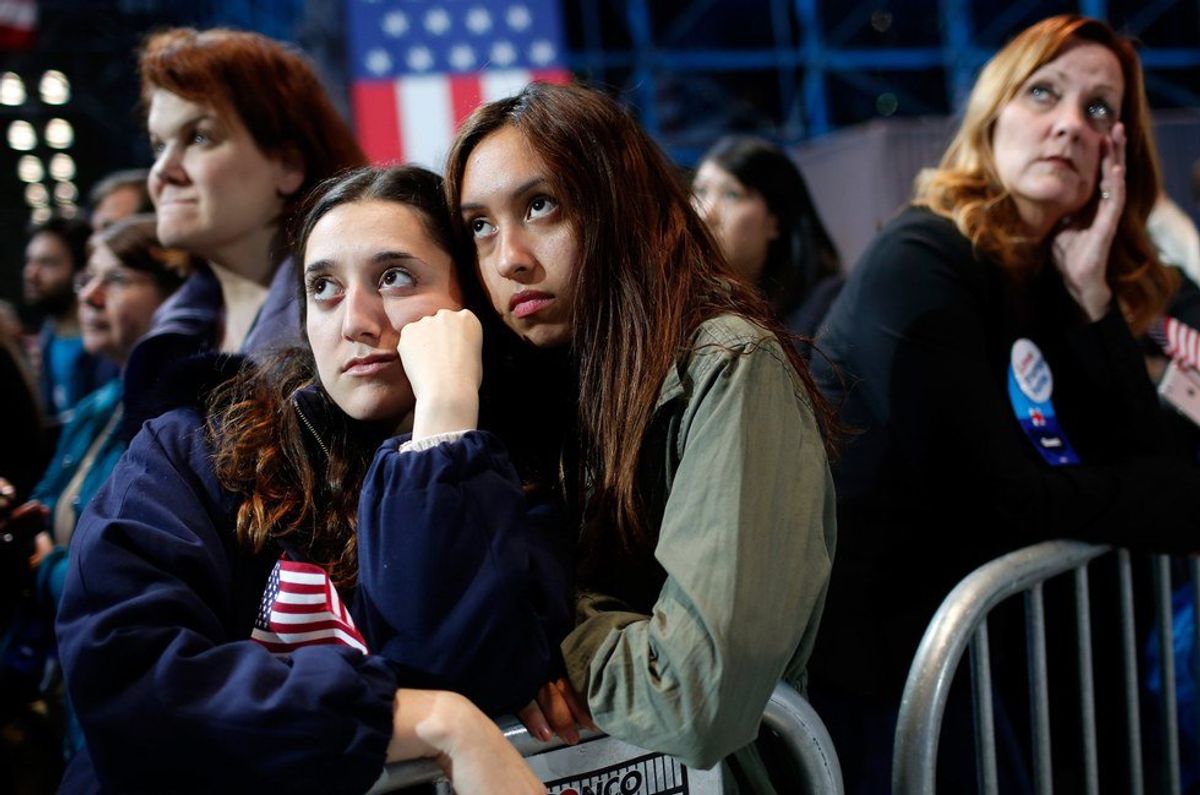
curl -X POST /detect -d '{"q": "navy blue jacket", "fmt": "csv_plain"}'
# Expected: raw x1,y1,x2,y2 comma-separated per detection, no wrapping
57,400,570,793
119,258,302,443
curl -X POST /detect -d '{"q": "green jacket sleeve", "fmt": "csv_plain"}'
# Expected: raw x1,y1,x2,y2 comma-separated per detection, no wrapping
561,332,837,769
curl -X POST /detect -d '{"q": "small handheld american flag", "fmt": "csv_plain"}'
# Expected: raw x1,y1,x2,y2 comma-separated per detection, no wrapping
250,558,369,655
1154,316,1200,371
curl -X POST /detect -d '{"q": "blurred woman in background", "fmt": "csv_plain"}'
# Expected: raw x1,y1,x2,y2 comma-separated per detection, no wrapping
124,27,366,439
692,135,842,339
27,216,192,582
0,214,193,775
808,15,1200,792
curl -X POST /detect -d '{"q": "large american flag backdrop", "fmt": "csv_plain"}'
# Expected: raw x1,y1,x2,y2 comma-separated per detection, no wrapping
347,0,571,169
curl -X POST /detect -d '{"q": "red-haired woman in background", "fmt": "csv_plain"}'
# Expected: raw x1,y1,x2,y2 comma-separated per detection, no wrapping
809,15,1200,792
122,28,366,438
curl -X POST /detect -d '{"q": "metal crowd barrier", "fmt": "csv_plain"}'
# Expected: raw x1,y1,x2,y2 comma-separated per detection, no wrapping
369,681,844,794
892,540,1200,795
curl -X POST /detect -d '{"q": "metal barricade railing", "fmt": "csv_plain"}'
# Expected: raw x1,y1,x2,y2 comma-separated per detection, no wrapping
892,540,1200,795
370,681,844,794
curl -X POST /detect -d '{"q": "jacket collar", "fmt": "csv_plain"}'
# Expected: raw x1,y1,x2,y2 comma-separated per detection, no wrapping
289,381,397,468
147,262,223,341
290,382,336,460
654,357,688,411
243,257,303,354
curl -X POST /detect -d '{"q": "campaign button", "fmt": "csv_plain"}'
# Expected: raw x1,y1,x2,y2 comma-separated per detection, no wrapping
1011,338,1053,403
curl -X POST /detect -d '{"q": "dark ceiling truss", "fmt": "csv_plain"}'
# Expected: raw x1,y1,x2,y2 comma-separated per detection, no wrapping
561,0,1200,164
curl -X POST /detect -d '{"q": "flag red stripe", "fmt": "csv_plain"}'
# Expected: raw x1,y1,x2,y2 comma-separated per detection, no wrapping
279,561,327,574
269,601,344,616
276,582,326,594
450,74,483,126
352,80,403,164
253,636,350,653
268,617,366,636
532,68,571,85
0,28,34,49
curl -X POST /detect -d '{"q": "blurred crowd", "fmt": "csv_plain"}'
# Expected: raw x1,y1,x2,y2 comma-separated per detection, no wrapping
2,12,1199,795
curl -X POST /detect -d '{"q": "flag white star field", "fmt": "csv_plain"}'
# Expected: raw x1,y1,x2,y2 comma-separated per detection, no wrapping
348,0,570,168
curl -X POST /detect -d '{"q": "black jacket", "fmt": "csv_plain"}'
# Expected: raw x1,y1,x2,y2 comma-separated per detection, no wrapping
809,206,1200,699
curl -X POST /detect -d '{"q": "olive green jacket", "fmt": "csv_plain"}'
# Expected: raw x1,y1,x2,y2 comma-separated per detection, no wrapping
561,314,837,781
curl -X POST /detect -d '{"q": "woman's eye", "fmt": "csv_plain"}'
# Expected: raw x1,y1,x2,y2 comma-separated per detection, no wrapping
470,218,496,239
723,189,743,201
528,195,558,220
191,130,211,146
1028,84,1055,103
307,276,341,302
1086,100,1114,124
380,267,415,290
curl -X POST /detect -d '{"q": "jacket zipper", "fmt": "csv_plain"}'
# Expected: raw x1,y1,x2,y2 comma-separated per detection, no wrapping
292,397,331,459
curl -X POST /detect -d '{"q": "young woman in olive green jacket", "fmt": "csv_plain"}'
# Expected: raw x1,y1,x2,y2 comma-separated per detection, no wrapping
446,83,838,789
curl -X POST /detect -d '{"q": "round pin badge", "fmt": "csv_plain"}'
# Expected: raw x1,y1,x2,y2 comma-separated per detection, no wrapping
1007,338,1080,466
1010,338,1053,403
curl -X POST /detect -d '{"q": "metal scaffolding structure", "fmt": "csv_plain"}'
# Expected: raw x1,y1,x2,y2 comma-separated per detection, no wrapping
557,0,1200,163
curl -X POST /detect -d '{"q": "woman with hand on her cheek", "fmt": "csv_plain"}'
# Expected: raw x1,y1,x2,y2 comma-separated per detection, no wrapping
807,15,1200,792
55,166,565,794
446,83,837,786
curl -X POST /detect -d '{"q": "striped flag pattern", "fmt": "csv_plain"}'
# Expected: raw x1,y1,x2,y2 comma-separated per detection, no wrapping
347,1,570,169
0,0,36,50
1154,316,1200,371
250,558,369,655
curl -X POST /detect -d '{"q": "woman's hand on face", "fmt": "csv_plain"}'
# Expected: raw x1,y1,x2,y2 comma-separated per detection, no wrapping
387,689,545,795
397,308,483,440
517,677,597,744
1051,122,1125,322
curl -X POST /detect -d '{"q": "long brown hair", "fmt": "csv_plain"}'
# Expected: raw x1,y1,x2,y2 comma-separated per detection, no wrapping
207,166,461,587
914,14,1175,334
139,28,366,219
445,82,836,554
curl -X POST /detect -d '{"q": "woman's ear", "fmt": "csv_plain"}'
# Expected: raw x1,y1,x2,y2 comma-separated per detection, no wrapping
276,147,306,198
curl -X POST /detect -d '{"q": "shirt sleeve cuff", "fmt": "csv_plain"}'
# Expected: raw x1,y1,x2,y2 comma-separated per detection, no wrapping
398,430,472,453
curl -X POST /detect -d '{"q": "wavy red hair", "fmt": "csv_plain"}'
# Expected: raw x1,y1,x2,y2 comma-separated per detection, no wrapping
914,14,1175,334
139,28,366,214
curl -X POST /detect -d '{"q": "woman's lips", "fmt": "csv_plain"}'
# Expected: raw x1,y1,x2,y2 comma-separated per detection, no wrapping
510,291,554,319
342,353,398,376
1040,155,1076,171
